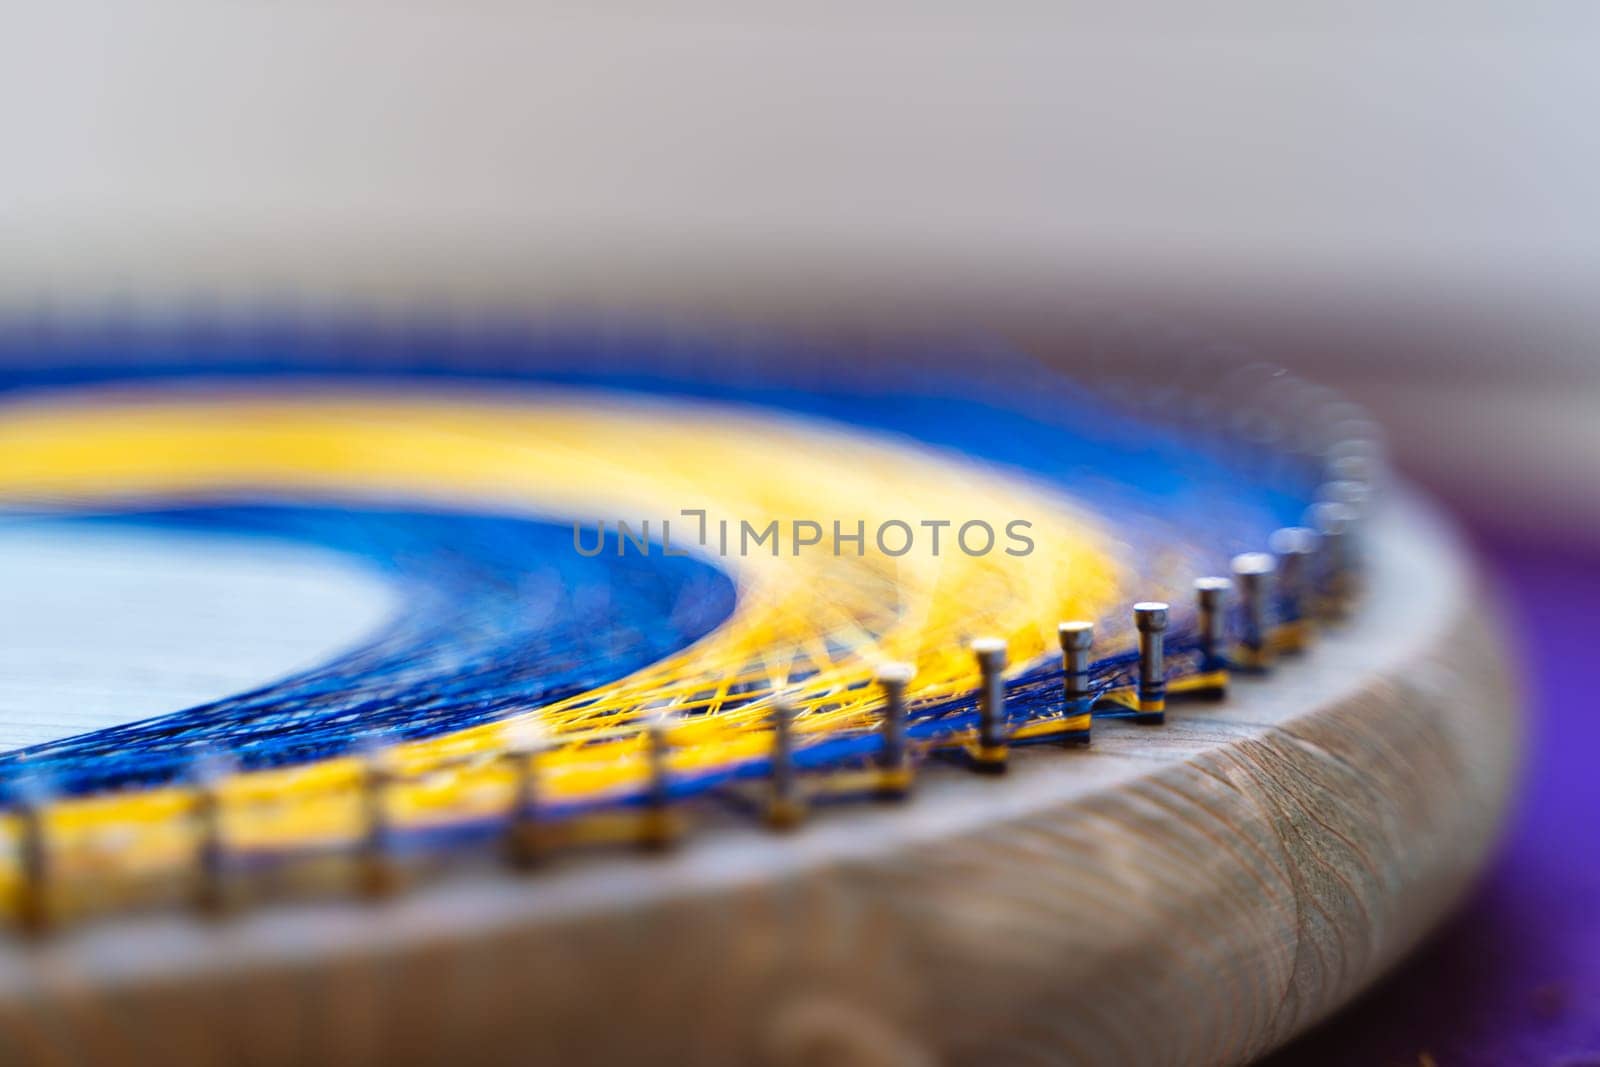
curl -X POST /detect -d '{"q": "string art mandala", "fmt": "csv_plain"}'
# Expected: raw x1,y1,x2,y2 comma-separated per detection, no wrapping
0,318,1371,926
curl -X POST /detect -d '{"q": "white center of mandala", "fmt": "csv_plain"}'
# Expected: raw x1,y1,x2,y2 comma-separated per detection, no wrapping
0,524,398,753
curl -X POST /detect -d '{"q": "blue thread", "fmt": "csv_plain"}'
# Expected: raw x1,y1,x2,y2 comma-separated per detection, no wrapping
0,319,1316,818
0,505,735,801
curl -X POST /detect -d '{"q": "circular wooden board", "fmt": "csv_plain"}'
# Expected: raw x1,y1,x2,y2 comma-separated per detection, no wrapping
0,488,1518,1067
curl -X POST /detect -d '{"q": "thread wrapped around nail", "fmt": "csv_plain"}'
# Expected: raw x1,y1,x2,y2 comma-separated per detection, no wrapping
0,318,1385,925
1134,602,1170,719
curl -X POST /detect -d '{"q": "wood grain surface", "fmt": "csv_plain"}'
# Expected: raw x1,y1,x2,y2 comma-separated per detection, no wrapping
0,489,1519,1067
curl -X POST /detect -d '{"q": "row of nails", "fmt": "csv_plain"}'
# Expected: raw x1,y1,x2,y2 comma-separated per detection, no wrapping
8,417,1376,932
9,498,1366,932
480,459,1372,867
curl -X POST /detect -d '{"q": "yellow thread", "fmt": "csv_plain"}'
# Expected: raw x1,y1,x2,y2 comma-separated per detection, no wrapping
1272,620,1312,654
1010,714,1093,741
1098,688,1140,711
1168,671,1229,695
0,388,1153,913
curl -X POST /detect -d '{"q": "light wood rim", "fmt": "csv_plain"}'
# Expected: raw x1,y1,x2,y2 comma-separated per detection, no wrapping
0,489,1519,1067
